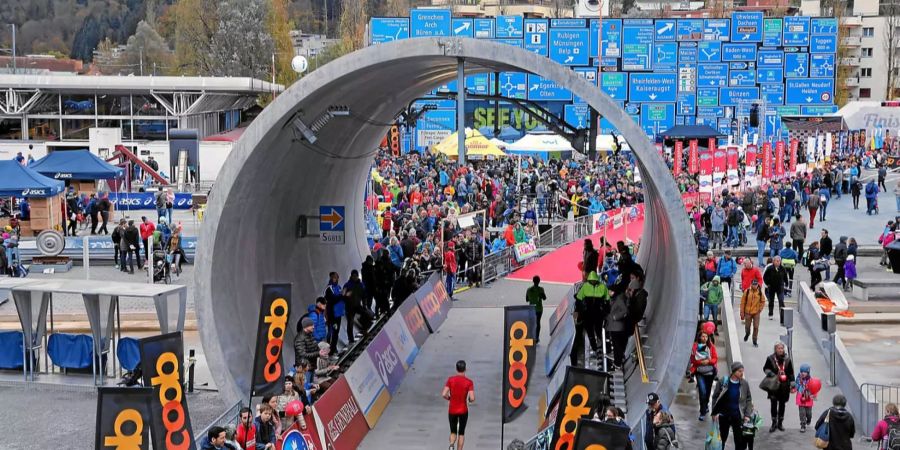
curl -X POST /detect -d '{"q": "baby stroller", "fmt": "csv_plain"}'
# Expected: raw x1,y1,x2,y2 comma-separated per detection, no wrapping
152,249,171,284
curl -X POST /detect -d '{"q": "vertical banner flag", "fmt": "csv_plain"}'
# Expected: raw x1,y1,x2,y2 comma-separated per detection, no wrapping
806,136,816,163
140,332,196,450
789,139,798,174
95,387,154,450
708,138,716,154
251,283,292,397
713,147,726,173
687,141,698,174
673,141,683,176
549,367,611,450
655,142,664,157
502,305,537,423
726,146,739,186
775,141,785,178
761,142,772,180
697,142,710,175
572,418,632,450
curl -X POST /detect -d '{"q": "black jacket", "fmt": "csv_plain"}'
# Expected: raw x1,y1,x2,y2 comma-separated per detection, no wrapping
763,353,795,402
293,330,319,366
834,239,849,263
583,247,599,273
814,407,855,450
111,226,124,244
124,225,140,247
820,236,833,257
763,265,788,290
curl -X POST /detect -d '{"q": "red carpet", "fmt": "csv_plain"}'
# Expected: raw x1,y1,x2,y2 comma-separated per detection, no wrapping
508,217,645,284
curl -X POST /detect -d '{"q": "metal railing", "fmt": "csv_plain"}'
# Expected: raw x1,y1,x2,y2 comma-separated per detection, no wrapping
860,383,900,437
193,400,243,448
632,325,650,384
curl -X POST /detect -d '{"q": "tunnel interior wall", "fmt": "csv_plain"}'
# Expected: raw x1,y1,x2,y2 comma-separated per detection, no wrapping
195,38,699,424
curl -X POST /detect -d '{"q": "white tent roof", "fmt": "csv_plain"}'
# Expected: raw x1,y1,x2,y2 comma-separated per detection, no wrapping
489,138,509,149
506,133,575,152
596,134,631,152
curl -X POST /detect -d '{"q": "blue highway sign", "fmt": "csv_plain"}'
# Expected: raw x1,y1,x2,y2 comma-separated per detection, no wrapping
496,15,524,38
677,18,703,41
704,19,730,41
493,39,522,48
729,69,757,87
371,18,410,43
783,16,810,46
601,72,628,100
698,63,728,87
784,52,809,78
699,41,722,62
718,87,759,106
764,18,783,47
656,19,676,41
731,12,763,42
564,104,590,129
497,72,527,99
524,18,549,55
809,53,835,78
452,18,474,37
762,83,785,105
785,78,834,105
623,19,654,70
319,206,345,231
811,17,838,35
810,35,837,53
593,19,623,58
552,18,586,28
474,18,495,38
722,43,757,61
527,74,572,101
654,42,678,71
410,9,451,37
678,92,697,115
629,73,677,102
697,87,719,106
697,106,726,117
802,105,838,115
640,103,675,136
549,28,590,66
757,50,784,67
757,67,784,84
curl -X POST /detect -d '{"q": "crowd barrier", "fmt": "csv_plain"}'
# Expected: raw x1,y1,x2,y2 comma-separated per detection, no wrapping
107,192,194,211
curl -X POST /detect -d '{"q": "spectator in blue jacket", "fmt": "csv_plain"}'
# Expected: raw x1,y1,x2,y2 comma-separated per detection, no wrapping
324,272,345,355
388,237,404,269
253,404,277,450
306,298,328,342
716,250,738,288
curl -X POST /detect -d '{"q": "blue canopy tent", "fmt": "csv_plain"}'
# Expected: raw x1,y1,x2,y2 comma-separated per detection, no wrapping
29,150,125,180
0,161,65,198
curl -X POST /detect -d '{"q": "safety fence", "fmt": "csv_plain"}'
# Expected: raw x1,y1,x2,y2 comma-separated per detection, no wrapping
192,400,243,449
860,383,900,437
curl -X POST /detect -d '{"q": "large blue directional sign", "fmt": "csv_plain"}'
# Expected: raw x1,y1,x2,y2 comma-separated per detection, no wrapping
465,73,492,95
811,17,838,35
564,104,590,129
810,35,837,53
764,18,783,47
474,18,495,38
698,87,719,106
496,15,524,38
410,9,451,37
699,41,722,62
758,50,784,67
524,18,549,55
730,69,757,87
783,16,811,46
677,18,703,41
496,72,527,99
731,12,763,42
527,74,572,101
415,109,455,150
629,73,677,102
641,103,675,136
703,19,730,41
654,42,678,71
762,83,785,105
601,72,628,100
371,18,410,44
786,78,834,105
698,64,728,87
719,87,759,106
549,28,589,66
678,92,697,115
655,19,676,41
452,18,474,37
784,52,809,78
757,67,784,84
592,19,622,58
623,19,654,70
810,53,835,78
679,44,698,64
722,43,757,61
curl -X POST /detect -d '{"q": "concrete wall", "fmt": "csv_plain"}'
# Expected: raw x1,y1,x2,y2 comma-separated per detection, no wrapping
194,38,700,417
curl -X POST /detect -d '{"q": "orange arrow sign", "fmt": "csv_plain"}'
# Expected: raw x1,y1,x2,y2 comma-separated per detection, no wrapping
321,208,343,228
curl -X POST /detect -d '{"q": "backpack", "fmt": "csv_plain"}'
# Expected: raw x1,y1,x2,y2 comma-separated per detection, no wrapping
886,420,900,450
698,234,709,253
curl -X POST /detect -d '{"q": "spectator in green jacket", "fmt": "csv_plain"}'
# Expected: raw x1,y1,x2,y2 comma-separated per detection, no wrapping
701,276,723,334
525,276,547,342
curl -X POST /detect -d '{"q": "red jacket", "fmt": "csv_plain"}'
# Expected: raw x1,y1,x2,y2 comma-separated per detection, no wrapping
235,422,256,450
740,267,763,291
139,221,155,240
444,249,457,274
689,342,718,374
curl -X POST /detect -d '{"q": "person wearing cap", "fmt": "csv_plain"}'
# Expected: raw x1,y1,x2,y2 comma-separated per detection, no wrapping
643,392,668,450
712,362,753,450
740,279,765,347
294,317,320,371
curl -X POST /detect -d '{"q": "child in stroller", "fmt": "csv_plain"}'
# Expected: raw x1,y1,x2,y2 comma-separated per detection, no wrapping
152,248,170,284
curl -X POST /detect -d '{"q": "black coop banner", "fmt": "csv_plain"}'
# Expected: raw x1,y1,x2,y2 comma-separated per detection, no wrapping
140,331,196,450
502,305,537,423
549,367,612,450
95,387,154,450
250,283,292,397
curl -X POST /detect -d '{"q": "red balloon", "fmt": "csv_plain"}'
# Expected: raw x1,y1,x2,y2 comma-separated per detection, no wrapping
808,377,823,395
702,321,716,336
285,400,304,416
577,261,584,271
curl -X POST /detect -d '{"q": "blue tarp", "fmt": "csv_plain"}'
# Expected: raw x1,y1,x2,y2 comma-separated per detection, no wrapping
48,333,93,369
0,161,65,198
0,331,24,369
29,150,124,180
116,337,141,371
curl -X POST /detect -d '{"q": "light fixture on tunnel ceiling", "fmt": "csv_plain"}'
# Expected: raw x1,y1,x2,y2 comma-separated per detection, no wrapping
291,116,317,144
307,105,353,134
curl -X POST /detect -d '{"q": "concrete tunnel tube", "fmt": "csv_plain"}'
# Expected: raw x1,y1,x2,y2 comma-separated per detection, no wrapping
195,37,700,426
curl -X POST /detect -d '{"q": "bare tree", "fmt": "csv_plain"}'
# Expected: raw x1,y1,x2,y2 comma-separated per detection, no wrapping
885,1,900,100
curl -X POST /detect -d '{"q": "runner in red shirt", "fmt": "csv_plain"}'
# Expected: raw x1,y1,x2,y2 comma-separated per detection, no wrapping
442,360,475,450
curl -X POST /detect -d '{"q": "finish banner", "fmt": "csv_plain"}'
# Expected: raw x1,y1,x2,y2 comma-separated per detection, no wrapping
789,139,799,174
775,141,786,178
549,367,612,450
415,273,452,333
139,332,196,450
95,387,154,450
250,283,292,397
687,140,698,175
572,419,631,450
502,305,537,423
673,140,683,176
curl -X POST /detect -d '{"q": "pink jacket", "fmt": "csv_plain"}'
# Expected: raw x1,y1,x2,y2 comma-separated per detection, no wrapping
872,415,900,447
795,375,815,407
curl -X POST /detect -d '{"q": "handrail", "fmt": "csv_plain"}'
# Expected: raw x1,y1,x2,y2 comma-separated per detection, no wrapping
193,400,242,448
720,282,744,370
633,324,650,384
860,382,900,437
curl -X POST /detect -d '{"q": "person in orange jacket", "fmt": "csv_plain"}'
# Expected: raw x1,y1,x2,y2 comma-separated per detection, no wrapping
740,279,766,347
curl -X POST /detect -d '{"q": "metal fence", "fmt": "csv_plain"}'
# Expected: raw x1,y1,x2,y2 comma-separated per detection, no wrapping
860,383,900,437
193,400,243,448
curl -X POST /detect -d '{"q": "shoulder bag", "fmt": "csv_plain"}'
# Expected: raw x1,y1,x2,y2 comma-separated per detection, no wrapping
814,410,830,449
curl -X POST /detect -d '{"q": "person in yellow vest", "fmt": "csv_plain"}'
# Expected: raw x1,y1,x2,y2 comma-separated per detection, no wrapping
569,271,610,367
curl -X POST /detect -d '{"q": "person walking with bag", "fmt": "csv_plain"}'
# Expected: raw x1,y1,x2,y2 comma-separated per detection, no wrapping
689,330,718,421
814,395,855,450
712,362,753,450
762,341,795,433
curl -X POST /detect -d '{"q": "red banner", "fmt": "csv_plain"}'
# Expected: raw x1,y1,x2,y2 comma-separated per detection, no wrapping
761,142,772,180
687,140,698,174
789,139,798,174
713,147,726,173
312,376,369,450
775,141,785,178
726,146,739,170
746,144,758,169
708,138,716,153
673,141,683,176
699,149,713,176
681,192,712,212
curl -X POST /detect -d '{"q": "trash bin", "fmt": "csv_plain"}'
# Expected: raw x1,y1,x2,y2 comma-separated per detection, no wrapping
887,240,900,274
